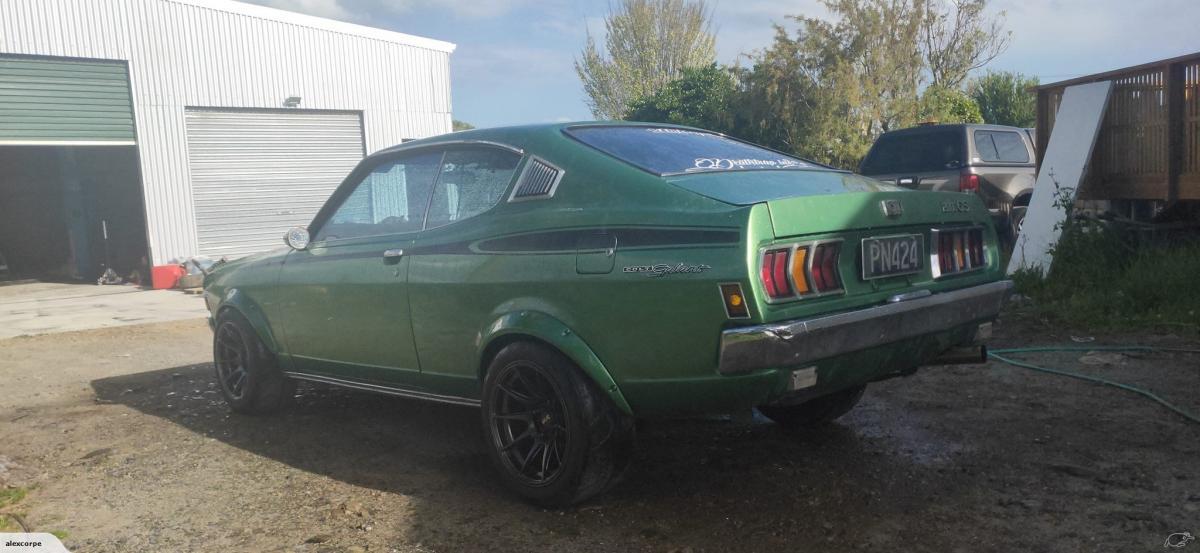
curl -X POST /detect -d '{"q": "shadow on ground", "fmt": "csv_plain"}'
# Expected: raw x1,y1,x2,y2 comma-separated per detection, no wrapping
90,362,974,551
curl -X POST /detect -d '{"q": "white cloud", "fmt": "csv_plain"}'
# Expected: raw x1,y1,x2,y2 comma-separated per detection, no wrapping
252,0,353,20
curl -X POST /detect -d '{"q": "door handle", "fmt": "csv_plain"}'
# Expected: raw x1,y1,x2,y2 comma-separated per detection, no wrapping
383,248,405,260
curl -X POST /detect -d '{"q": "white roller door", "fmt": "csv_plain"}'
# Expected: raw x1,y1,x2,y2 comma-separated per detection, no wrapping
186,109,365,258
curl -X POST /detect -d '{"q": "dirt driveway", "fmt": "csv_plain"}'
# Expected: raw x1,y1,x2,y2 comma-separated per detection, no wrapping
1,313,1198,552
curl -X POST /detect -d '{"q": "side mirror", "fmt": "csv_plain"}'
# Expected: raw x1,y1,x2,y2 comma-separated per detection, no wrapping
284,227,310,250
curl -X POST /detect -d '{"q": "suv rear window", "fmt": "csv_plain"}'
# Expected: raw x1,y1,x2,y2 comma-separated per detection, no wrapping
974,130,1029,163
859,128,964,175
566,126,816,176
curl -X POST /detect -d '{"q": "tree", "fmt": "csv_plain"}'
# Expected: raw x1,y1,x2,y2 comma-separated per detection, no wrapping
452,119,475,131
969,70,1037,127
921,0,1010,89
731,0,1008,169
575,0,716,120
918,85,983,124
625,64,735,131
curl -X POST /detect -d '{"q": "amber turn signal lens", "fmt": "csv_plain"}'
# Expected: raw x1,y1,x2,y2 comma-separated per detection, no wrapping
790,246,810,294
719,283,750,319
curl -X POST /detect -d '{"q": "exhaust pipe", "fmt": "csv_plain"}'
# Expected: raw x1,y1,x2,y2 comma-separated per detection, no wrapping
926,345,988,365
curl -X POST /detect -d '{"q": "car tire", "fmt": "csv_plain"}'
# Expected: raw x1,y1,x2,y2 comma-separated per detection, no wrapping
212,311,296,415
757,385,866,429
481,341,634,507
1009,206,1027,240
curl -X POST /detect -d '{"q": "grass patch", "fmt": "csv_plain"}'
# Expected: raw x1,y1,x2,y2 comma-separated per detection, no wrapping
1013,226,1200,332
0,487,27,509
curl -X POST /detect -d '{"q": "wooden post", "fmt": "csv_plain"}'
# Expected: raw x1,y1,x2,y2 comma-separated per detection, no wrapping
1166,62,1185,203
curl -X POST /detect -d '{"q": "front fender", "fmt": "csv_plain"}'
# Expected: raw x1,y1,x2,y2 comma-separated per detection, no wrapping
480,310,633,415
213,287,283,355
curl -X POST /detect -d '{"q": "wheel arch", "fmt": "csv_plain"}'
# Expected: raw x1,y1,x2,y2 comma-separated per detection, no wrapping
214,288,283,355
478,311,633,416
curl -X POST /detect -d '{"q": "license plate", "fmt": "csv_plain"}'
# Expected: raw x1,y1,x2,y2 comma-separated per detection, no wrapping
861,234,923,279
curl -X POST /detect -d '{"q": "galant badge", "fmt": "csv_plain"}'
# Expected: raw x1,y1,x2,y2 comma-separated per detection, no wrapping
880,199,904,217
622,263,712,278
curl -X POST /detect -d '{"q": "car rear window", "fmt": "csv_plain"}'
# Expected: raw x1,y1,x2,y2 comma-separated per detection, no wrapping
974,130,1030,163
859,128,964,175
566,126,816,175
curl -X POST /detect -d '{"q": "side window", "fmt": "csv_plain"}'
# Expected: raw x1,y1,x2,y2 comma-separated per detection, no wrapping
974,130,1030,163
315,151,442,242
424,147,521,230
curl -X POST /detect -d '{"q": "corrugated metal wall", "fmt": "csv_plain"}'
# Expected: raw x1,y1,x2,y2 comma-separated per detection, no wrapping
0,0,454,263
0,56,136,144
186,108,364,258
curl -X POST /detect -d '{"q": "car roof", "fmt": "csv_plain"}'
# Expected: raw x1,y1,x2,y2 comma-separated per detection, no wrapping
372,121,694,157
880,123,1032,137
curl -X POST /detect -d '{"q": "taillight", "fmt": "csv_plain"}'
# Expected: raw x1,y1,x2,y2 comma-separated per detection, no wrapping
809,242,843,293
760,241,842,302
933,227,986,278
760,248,792,299
959,171,980,193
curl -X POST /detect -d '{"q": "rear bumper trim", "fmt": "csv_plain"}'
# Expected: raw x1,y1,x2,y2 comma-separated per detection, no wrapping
718,280,1013,374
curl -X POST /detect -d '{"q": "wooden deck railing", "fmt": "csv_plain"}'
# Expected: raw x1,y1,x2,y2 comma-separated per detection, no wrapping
1036,52,1200,202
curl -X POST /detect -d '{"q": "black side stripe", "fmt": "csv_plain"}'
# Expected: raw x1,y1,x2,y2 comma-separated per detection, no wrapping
464,227,738,254
287,227,740,263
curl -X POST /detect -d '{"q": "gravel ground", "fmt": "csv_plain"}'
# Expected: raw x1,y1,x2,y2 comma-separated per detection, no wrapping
1,312,1198,552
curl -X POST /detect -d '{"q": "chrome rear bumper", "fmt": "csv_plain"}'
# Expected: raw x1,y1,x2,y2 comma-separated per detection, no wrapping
718,280,1012,375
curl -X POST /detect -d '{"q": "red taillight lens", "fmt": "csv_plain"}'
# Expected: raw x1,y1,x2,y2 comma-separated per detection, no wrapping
959,171,979,193
761,248,792,299
811,243,840,291
809,243,842,292
935,227,986,277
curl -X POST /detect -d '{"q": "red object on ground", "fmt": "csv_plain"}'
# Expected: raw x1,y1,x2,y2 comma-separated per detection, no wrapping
151,265,187,290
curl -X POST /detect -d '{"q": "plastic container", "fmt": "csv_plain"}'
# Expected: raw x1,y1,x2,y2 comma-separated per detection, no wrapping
151,264,187,290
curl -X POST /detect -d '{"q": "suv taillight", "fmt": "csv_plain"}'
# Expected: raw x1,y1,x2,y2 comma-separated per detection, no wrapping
959,171,980,193
933,227,985,278
760,241,843,302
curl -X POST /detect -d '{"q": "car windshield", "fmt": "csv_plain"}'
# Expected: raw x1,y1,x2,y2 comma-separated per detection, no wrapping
566,126,817,175
860,128,964,175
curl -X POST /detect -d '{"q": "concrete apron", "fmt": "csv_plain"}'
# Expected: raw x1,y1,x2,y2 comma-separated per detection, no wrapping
0,282,207,339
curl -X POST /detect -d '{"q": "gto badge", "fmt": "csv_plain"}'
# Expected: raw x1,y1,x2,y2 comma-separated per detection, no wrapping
880,199,904,217
622,263,712,278
941,199,971,213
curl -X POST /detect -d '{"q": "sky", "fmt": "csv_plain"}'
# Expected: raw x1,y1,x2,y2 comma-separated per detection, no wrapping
243,0,1200,129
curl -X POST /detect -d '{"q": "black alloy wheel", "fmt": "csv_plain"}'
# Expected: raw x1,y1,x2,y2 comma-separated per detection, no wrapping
481,341,634,506
214,321,250,401
488,362,571,486
212,312,295,415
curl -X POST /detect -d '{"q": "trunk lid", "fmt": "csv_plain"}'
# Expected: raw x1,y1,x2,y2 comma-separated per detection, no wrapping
766,190,988,238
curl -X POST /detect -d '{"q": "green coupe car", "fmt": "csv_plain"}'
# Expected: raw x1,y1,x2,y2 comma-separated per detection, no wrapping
203,122,1011,506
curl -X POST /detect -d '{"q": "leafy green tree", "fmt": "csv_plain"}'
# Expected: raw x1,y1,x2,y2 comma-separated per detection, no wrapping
625,64,735,131
452,120,475,131
969,71,1038,127
730,0,1008,169
575,0,716,120
918,85,984,124
921,0,1011,89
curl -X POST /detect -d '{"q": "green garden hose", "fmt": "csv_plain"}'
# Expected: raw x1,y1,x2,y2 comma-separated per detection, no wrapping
986,346,1200,425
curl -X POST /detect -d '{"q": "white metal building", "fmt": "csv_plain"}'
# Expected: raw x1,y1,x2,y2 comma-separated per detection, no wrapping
0,0,454,279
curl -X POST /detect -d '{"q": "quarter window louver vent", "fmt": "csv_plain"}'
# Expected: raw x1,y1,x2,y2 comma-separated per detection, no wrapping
510,157,563,201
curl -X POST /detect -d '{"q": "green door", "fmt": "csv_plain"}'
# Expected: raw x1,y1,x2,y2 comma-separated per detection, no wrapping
0,56,135,144
406,146,523,397
277,151,442,388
